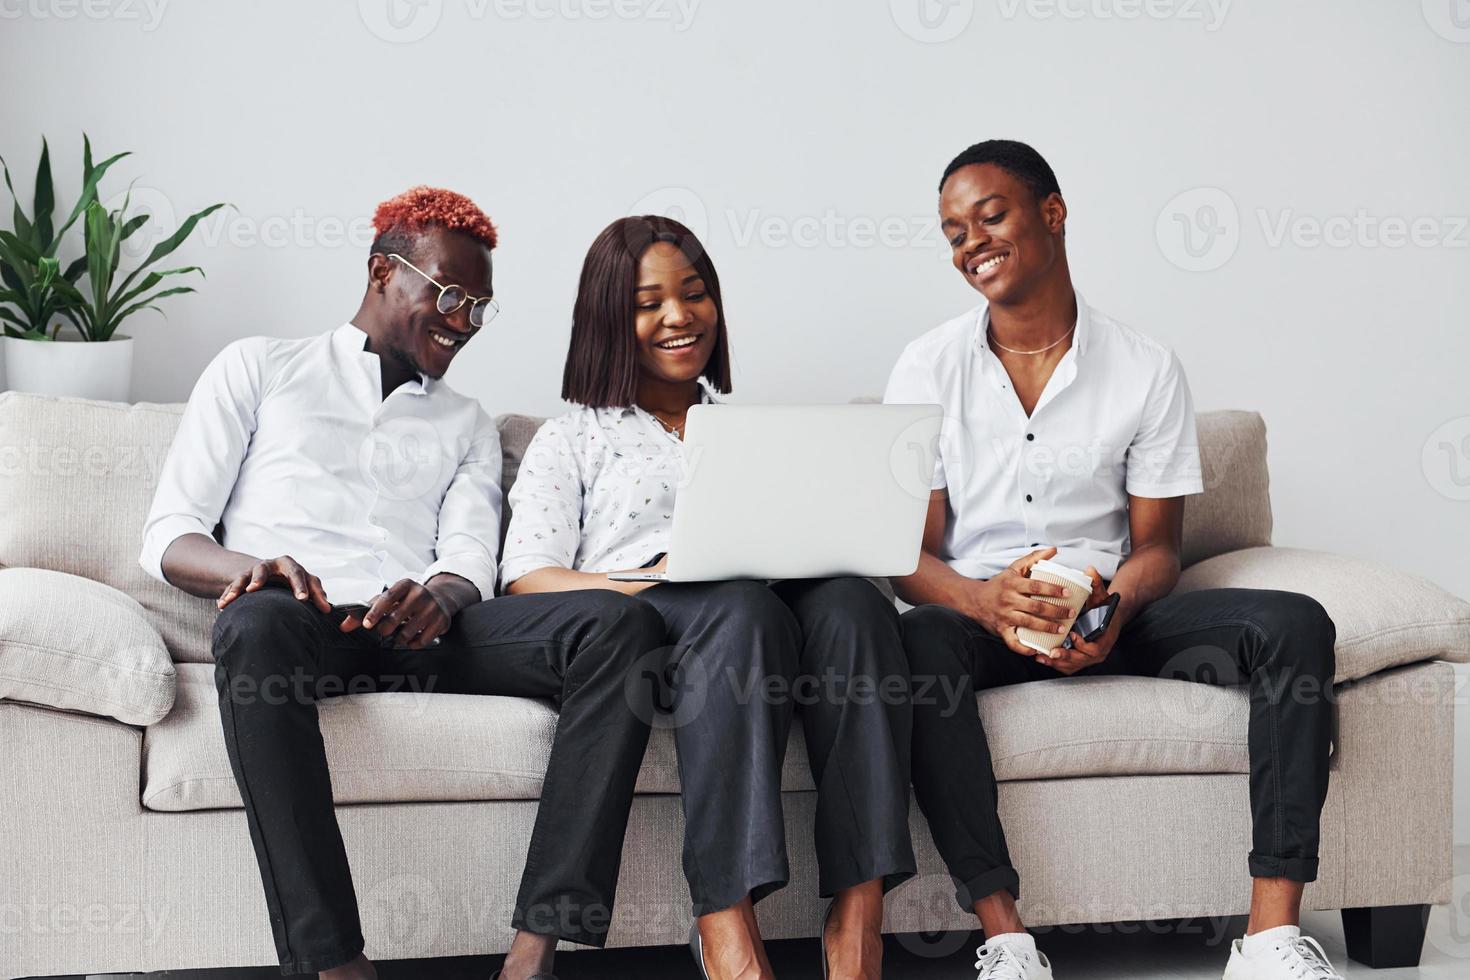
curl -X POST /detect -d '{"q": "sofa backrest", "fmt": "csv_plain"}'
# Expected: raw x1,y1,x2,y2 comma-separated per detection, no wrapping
1183,410,1273,567
0,394,219,663
495,409,1273,567
0,392,1271,663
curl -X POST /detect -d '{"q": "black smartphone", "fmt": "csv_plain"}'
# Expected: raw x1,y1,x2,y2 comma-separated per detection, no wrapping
332,600,443,647
332,602,372,621
1063,592,1121,648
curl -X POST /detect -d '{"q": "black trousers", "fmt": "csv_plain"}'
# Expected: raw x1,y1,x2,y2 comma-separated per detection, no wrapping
901,587,1336,911
637,577,917,915
212,587,666,974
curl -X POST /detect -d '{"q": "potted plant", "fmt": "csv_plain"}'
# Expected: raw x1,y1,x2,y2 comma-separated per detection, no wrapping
0,136,226,401
0,137,128,394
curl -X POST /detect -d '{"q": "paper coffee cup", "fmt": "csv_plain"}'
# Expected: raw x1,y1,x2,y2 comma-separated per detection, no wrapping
1015,559,1094,656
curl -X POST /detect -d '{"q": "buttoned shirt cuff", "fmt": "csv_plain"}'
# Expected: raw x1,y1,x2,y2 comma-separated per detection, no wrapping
419,555,498,605
139,515,217,585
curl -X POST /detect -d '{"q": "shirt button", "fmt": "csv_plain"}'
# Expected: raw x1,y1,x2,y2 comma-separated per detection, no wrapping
1026,433,1035,441
1025,494,1033,502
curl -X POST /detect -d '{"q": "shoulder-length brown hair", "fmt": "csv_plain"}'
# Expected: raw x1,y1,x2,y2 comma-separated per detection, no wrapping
561,215,733,408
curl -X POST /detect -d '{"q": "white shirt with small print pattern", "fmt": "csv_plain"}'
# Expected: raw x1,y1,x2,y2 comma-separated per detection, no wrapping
499,388,714,587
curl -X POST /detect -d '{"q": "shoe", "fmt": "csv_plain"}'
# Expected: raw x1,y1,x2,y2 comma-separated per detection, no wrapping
1222,931,1343,979
690,919,711,980
973,938,1052,979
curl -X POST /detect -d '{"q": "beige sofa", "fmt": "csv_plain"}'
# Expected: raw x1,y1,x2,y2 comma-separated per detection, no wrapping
2,390,1468,978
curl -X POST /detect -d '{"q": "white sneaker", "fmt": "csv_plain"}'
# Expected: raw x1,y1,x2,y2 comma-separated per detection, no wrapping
973,937,1053,979
1223,930,1344,979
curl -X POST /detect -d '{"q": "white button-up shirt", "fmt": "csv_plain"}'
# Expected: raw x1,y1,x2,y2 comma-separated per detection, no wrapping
499,390,714,586
883,291,1202,581
140,322,503,604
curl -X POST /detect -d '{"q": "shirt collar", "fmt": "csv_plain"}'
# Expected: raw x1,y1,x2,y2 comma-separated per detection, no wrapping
332,321,435,395
972,288,1091,361
1073,290,1091,358
611,381,717,418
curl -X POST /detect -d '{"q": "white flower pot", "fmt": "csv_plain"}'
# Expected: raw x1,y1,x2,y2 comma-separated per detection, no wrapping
2,334,134,402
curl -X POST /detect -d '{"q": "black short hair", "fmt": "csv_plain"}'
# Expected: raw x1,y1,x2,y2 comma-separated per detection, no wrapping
561,215,732,408
938,139,1061,202
369,226,421,261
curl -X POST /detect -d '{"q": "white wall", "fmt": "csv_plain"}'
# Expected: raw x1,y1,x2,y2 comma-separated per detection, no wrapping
2,0,1467,837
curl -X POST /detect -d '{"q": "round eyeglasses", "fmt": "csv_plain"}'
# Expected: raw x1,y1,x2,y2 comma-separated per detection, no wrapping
388,253,500,327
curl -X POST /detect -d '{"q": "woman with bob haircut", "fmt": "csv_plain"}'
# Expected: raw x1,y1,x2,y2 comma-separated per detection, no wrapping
498,215,915,980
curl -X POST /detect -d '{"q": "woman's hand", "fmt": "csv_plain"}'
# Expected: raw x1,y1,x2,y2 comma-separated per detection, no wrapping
606,554,667,594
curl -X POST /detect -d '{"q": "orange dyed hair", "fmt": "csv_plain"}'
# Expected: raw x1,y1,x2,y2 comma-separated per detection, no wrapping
371,186,498,251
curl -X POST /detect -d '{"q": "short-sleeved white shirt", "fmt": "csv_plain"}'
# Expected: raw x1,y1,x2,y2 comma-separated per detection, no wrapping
883,291,1203,581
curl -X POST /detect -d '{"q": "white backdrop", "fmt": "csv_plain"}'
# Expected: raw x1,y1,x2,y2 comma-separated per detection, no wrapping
2,0,1467,839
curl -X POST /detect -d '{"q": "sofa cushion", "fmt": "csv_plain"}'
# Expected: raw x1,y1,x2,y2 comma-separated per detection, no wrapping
1181,410,1272,568
0,567,176,725
0,392,219,663
1175,546,1470,683
980,674,1254,780
142,662,1255,811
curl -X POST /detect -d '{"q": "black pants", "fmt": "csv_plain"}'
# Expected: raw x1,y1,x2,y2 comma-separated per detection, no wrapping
212,587,666,974
637,577,917,915
901,587,1336,911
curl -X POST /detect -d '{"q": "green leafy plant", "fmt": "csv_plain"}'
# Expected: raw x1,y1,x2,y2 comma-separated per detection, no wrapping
0,136,129,338
52,189,229,342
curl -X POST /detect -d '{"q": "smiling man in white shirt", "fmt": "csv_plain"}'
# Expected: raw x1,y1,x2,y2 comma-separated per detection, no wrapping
884,141,1340,980
139,187,665,980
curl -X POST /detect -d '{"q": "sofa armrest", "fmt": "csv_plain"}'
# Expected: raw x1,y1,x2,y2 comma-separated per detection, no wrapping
0,567,176,726
1174,546,1470,684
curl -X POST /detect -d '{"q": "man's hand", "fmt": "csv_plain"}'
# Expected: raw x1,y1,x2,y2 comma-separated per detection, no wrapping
339,577,455,650
217,555,332,613
1078,564,1111,613
1039,565,1118,675
963,546,1076,656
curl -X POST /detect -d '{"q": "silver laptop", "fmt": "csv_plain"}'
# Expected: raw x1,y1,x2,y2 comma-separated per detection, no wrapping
607,403,942,583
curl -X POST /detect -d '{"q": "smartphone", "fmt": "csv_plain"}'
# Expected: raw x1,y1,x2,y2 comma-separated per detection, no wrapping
332,600,442,647
1063,592,1121,648
332,602,372,621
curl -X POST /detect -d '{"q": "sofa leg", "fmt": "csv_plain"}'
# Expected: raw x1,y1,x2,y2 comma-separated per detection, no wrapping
1340,904,1430,968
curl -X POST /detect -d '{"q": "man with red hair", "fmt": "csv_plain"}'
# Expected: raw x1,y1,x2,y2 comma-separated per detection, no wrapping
141,187,665,980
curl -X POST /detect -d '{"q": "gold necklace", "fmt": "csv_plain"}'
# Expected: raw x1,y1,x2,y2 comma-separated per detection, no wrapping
988,324,1074,356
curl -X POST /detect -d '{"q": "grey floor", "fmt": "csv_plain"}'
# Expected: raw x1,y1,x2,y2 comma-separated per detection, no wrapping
66,847,1470,980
